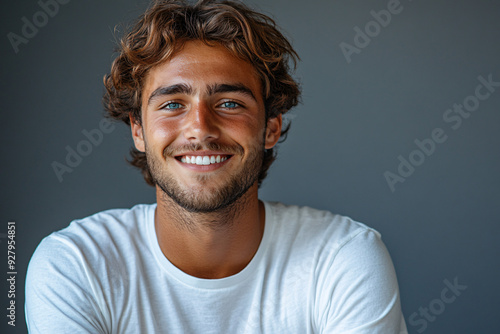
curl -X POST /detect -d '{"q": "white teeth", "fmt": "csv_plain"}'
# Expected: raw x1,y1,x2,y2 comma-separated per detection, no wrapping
181,155,229,165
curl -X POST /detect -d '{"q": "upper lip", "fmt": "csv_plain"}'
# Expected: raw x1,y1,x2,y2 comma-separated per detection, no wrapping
174,150,233,157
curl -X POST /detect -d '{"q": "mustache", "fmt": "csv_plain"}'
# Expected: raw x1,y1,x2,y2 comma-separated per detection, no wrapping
164,142,244,157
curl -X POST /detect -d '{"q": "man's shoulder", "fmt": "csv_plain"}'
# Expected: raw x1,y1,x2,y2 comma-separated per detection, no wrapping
265,201,380,243
28,203,157,283
42,203,156,252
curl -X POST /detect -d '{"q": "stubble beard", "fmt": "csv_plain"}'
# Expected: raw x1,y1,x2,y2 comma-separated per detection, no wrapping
145,141,264,214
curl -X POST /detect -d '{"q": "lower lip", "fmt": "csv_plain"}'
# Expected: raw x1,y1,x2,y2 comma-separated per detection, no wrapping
175,157,231,172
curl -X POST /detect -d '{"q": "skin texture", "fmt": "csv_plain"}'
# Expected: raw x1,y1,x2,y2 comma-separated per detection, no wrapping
130,40,282,279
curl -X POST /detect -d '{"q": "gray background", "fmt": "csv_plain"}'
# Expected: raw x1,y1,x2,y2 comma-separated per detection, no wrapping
1,0,499,333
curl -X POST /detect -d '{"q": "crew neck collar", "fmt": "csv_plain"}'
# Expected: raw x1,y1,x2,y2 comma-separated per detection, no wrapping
147,201,274,289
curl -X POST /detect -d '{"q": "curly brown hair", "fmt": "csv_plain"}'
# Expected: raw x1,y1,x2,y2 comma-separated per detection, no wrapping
103,0,301,187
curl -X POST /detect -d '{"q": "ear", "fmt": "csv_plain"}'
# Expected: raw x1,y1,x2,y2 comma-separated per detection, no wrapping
130,115,145,152
264,114,282,149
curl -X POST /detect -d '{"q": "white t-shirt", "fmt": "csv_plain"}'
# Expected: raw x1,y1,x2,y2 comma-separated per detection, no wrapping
25,202,408,333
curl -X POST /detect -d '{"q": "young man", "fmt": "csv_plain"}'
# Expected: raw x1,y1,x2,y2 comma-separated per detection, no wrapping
26,0,408,333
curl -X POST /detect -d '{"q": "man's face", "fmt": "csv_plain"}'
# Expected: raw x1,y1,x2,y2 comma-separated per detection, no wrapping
131,40,281,212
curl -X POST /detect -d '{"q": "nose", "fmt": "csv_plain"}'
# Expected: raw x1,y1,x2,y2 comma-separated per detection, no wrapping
182,102,220,143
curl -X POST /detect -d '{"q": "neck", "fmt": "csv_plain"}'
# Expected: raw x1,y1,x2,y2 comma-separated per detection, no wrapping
154,183,265,279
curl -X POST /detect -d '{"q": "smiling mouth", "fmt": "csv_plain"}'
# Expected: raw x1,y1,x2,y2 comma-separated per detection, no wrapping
176,155,231,165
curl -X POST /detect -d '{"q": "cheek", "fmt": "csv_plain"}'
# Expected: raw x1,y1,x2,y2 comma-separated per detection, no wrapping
145,119,179,148
225,115,266,138
226,123,264,149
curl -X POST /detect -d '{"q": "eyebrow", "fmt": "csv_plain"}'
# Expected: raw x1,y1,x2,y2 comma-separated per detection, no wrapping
148,84,193,105
147,82,257,106
206,83,257,102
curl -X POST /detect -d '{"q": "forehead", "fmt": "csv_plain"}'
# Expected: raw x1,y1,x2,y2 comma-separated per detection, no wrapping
142,40,263,102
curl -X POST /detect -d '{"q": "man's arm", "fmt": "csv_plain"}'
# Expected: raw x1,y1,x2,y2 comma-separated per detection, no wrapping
25,235,107,333
315,229,408,334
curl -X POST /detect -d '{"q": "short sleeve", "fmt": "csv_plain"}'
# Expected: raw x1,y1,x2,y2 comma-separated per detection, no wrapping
25,235,108,333
315,229,408,334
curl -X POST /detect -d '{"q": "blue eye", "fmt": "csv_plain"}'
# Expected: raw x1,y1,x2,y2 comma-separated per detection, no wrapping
221,101,239,109
164,102,182,110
